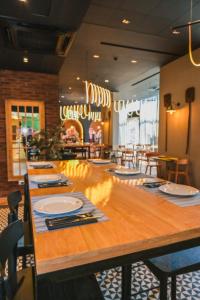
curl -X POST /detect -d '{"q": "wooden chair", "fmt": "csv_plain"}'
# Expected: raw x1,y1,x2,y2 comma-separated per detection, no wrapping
144,246,200,300
7,191,33,268
168,158,190,185
144,152,161,175
0,220,104,300
121,150,135,168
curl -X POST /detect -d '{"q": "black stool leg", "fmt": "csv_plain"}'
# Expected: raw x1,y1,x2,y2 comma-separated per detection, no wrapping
171,275,176,300
159,276,168,300
122,265,132,300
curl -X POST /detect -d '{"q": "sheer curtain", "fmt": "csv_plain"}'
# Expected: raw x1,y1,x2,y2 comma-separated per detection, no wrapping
118,96,159,147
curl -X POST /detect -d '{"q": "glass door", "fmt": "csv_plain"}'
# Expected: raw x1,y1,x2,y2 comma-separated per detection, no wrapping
6,100,45,181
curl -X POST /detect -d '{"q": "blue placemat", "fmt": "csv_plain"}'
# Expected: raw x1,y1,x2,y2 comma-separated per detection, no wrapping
32,192,108,232
138,184,200,207
29,173,71,189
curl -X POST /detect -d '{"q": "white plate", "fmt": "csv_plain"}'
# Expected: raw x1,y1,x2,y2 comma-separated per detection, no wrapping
143,178,165,183
89,159,111,164
159,183,199,197
31,174,62,184
29,161,52,166
115,168,140,175
34,196,83,215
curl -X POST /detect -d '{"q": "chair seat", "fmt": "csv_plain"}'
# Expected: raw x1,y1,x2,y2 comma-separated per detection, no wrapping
147,246,200,275
13,267,35,300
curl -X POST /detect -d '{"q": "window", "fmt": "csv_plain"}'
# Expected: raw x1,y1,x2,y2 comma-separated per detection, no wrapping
118,96,159,147
5,100,45,181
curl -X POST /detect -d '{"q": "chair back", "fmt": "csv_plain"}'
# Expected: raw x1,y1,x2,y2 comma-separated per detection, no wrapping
146,151,160,158
7,191,22,223
175,158,189,171
24,174,30,222
0,221,24,300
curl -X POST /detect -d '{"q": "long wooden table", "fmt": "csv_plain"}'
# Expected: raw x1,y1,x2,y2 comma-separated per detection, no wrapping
28,160,200,299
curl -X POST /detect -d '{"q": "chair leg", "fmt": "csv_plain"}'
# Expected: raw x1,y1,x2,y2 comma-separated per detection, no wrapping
175,172,178,183
171,275,176,300
145,165,148,174
159,276,168,300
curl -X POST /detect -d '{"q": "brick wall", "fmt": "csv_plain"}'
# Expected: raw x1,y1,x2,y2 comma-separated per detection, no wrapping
0,70,59,196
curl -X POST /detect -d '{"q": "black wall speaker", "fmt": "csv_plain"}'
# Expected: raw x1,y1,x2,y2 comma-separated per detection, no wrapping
185,87,195,103
164,93,172,108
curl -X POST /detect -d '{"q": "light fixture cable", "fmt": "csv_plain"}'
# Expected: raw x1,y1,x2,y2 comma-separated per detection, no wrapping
188,0,200,66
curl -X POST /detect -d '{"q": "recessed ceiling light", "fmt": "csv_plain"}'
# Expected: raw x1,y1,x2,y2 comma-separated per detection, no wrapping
68,87,72,90
76,77,80,80
172,29,180,35
104,79,109,83
19,0,27,2
23,57,29,63
131,60,137,63
61,95,65,98
93,54,100,58
122,19,130,24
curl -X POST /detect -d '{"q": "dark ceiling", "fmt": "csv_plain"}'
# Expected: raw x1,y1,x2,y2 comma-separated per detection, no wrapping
59,0,200,101
0,0,200,100
0,0,91,73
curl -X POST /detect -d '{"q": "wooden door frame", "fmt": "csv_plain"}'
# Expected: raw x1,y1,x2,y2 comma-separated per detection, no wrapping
5,99,45,181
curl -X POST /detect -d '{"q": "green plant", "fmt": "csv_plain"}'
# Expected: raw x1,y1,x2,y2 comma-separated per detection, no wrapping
30,125,66,160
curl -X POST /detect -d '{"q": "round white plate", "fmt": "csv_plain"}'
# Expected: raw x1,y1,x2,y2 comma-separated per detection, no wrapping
115,168,140,175
89,159,111,164
143,178,165,183
29,161,51,166
31,174,62,183
159,183,199,197
34,196,83,215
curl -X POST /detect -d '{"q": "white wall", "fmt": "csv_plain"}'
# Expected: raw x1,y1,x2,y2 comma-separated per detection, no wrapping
159,48,200,187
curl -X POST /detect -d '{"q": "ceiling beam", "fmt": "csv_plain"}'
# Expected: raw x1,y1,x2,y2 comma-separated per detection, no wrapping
101,41,181,57
131,72,160,86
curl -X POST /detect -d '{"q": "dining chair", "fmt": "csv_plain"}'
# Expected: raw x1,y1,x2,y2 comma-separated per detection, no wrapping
7,190,33,268
23,173,30,223
168,158,190,185
121,150,135,168
144,152,161,175
0,220,35,300
0,220,104,300
144,246,200,300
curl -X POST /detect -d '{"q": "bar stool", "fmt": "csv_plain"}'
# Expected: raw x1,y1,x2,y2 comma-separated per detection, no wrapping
144,246,200,300
168,158,190,185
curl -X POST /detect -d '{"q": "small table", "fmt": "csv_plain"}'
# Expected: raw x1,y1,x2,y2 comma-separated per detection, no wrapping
153,155,178,178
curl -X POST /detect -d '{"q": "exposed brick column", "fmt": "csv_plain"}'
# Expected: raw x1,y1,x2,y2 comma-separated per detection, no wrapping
0,70,59,196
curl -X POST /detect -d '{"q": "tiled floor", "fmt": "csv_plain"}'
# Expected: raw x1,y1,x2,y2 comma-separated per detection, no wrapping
1,205,200,299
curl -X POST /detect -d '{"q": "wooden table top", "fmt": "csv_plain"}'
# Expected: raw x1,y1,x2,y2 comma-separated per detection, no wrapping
28,160,200,276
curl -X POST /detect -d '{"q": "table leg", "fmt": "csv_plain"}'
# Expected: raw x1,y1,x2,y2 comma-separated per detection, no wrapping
88,146,90,159
121,264,132,300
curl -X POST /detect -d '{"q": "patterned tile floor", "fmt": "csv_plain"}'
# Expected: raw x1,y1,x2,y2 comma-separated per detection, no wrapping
1,205,200,299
